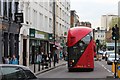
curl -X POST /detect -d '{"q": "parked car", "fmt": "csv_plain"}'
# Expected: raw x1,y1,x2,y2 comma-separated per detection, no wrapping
0,64,37,80
107,53,119,65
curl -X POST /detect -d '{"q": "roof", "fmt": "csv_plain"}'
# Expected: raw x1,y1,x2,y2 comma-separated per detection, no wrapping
0,64,30,70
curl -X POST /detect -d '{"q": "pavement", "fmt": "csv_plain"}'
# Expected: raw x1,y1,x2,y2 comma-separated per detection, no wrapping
29,59,67,75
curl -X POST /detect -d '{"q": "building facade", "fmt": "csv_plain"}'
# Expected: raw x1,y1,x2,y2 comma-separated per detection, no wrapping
55,0,70,54
101,14,118,31
101,14,120,51
94,28,106,45
79,22,91,28
70,10,79,28
18,0,70,66
0,0,21,63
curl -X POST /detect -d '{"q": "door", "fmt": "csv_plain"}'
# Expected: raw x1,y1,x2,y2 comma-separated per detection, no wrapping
23,39,27,66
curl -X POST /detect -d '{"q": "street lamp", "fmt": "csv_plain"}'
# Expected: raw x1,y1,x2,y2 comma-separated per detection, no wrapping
53,0,56,46
53,0,56,67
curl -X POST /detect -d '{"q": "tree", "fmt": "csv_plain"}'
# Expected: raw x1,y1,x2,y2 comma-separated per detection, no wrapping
109,17,118,29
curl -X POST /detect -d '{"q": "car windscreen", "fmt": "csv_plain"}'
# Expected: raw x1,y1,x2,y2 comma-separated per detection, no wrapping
23,70,37,79
1,66,26,80
109,55,118,58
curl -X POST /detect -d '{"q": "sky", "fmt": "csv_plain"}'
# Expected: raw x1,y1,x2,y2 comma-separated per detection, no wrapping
70,0,120,29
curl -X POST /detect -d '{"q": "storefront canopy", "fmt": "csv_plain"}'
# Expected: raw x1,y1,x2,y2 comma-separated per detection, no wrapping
49,42,62,49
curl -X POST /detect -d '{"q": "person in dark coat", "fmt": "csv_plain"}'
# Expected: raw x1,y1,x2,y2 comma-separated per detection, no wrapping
53,51,58,66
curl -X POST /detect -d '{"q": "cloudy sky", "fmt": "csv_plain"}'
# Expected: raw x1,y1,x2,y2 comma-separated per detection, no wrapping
71,0,120,29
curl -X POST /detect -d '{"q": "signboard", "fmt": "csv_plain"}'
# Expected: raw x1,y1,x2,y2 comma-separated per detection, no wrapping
29,29,35,38
15,13,23,23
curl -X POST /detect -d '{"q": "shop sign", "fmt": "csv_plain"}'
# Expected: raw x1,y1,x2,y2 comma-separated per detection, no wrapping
49,34,53,40
35,33,45,39
29,29,35,38
35,31,48,40
14,13,23,23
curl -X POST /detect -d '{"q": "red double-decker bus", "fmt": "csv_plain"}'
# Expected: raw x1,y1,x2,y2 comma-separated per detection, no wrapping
67,27,96,72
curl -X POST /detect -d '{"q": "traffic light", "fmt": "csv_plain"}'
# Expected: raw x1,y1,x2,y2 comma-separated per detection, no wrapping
96,39,99,45
112,24,119,40
112,27,116,40
115,26,119,40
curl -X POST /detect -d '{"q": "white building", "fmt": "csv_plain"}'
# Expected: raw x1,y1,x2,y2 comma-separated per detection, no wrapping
94,28,106,45
0,0,21,63
101,14,118,31
18,0,70,66
55,0,70,40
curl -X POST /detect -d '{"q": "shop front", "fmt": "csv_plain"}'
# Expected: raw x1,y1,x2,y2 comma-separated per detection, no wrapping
29,28,49,64
0,19,21,63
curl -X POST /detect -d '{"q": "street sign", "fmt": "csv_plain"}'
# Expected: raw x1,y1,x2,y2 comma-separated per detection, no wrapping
15,13,24,23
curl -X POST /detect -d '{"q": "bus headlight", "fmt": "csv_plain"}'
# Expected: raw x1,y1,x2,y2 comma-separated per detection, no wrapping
72,60,74,63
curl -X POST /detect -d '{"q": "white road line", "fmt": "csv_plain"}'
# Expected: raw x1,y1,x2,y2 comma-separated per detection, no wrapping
98,62,113,73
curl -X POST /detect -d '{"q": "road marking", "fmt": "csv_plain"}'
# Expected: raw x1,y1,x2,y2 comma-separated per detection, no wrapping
98,61,113,74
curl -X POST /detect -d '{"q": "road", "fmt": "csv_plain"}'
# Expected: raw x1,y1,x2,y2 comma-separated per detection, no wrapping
37,60,114,78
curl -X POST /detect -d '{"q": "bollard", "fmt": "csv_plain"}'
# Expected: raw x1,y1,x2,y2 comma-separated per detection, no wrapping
49,58,51,67
117,60,120,78
112,62,115,73
42,62,44,70
38,62,40,71
34,63,35,73
53,59,55,67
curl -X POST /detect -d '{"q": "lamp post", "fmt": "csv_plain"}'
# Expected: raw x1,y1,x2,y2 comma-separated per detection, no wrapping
32,41,36,73
53,0,56,67
38,41,41,71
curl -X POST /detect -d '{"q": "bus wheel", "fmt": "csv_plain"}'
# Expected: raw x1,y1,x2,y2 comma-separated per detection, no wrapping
89,68,94,71
68,69,73,72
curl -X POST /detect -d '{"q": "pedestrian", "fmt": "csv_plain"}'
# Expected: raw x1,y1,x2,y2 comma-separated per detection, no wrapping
36,53,42,63
64,51,68,61
50,51,53,61
41,52,45,65
63,51,65,60
48,51,51,61
5,56,10,64
59,51,63,60
2,57,5,64
53,50,58,66
10,54,18,65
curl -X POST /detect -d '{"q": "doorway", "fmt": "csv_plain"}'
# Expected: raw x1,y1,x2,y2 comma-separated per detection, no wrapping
23,39,27,66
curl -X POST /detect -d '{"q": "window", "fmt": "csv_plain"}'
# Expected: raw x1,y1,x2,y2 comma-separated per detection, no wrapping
69,32,92,61
1,66,26,79
44,2,48,10
39,0,43,7
49,18,52,28
39,13,43,29
24,70,37,79
0,0,1,15
60,8,61,17
33,9,37,28
25,6,30,24
3,1,7,17
45,16,48,28
49,0,53,12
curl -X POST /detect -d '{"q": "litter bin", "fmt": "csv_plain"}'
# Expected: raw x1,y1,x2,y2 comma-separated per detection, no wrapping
117,60,120,78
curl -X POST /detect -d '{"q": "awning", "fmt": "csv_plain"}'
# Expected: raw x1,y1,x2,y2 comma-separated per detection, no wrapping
49,42,62,49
